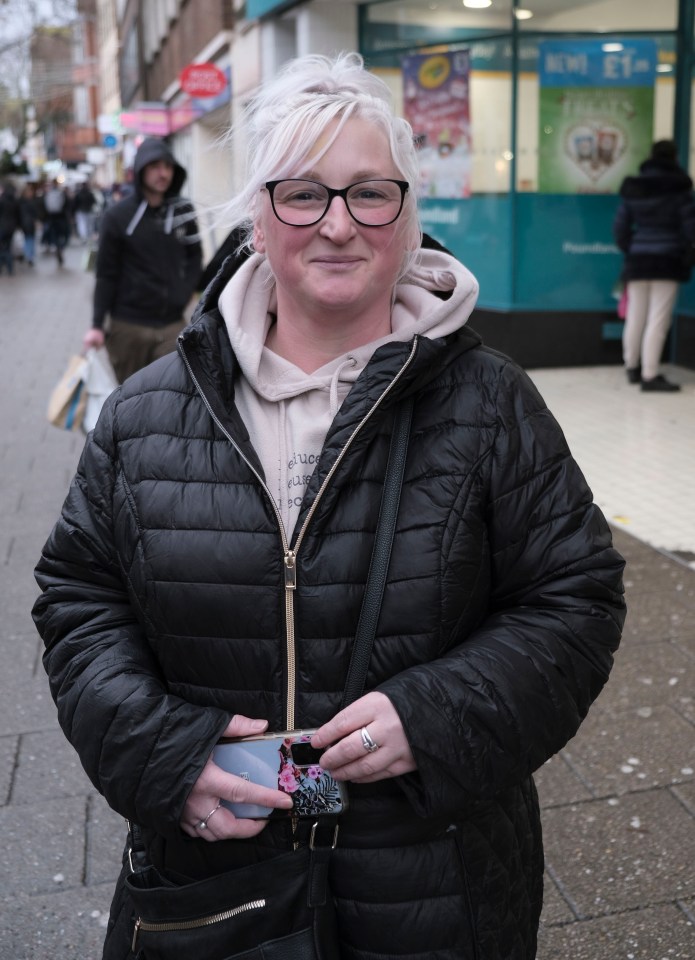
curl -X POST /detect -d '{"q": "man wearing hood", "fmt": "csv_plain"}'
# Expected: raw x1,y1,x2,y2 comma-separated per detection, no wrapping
83,137,202,383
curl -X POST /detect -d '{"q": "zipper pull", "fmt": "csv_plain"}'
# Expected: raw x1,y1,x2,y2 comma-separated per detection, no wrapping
131,918,141,953
284,550,296,590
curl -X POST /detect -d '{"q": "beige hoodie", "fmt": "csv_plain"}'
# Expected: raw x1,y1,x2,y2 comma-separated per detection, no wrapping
218,248,479,540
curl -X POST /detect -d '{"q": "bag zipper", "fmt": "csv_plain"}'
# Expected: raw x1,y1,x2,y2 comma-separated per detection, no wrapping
179,337,418,729
131,898,266,952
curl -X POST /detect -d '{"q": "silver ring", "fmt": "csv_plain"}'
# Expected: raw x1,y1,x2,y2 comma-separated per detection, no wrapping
196,801,222,830
360,727,379,753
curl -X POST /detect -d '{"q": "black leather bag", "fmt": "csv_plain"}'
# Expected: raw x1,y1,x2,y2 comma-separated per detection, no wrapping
126,843,338,960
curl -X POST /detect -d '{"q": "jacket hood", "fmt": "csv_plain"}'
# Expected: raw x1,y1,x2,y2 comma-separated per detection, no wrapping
620,161,693,199
133,137,187,197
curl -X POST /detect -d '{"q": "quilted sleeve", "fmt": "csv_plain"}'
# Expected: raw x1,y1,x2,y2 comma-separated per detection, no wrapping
379,361,626,819
32,396,229,837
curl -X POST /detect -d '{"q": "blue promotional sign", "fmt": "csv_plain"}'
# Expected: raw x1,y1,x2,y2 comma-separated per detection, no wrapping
539,39,658,87
103,134,118,148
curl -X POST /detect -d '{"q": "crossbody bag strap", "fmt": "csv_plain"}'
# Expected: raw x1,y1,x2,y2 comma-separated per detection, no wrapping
340,396,414,710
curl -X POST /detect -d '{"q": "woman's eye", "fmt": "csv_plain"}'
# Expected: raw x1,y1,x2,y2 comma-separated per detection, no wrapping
281,188,324,204
354,189,384,200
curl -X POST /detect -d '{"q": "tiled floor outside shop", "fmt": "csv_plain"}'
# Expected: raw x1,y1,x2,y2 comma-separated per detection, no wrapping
0,242,693,958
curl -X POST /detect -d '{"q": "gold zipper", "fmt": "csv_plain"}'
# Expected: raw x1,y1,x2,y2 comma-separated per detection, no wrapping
284,549,297,727
131,898,265,951
180,337,418,730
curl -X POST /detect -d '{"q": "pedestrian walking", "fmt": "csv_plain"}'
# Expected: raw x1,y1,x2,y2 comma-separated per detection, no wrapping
73,180,98,243
42,179,70,266
33,52,625,960
82,138,202,383
18,182,40,267
0,179,20,275
613,139,695,392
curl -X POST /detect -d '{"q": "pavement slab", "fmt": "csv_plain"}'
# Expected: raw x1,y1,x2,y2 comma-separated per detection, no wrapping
538,902,695,960
542,789,695,915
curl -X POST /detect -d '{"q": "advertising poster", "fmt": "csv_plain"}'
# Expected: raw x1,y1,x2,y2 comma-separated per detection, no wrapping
402,50,471,198
538,39,657,193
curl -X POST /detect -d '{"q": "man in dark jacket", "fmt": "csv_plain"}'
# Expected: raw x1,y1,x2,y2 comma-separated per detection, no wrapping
83,137,202,383
613,139,695,392
73,180,98,243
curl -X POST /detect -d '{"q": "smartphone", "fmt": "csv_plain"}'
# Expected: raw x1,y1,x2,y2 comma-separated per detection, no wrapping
212,729,348,819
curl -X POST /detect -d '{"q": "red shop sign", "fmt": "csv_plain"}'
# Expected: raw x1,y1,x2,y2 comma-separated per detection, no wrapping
179,63,227,98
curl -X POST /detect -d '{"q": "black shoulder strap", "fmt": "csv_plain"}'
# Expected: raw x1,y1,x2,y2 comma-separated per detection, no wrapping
341,397,413,709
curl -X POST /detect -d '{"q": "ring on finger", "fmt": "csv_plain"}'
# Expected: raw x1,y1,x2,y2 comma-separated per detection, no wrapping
360,726,379,753
195,800,222,830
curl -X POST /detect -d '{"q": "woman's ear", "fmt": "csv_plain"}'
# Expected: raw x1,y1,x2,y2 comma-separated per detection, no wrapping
253,221,266,253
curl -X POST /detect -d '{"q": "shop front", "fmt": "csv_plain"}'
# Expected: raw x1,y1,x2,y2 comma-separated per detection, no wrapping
359,0,695,368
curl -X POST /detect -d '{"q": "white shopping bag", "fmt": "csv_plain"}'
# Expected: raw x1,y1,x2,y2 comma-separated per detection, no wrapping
83,347,118,433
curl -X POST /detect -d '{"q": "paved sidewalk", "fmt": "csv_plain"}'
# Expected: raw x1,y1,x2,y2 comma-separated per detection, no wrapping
0,244,693,958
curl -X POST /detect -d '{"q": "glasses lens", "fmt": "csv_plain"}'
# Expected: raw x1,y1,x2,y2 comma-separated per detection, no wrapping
269,180,405,226
271,180,329,225
346,181,404,225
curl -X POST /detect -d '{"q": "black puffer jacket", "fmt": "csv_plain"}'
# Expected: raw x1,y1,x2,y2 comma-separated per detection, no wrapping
33,261,625,959
613,157,695,281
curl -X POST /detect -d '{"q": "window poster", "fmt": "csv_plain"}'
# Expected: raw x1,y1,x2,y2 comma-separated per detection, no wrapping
402,50,472,199
538,39,657,193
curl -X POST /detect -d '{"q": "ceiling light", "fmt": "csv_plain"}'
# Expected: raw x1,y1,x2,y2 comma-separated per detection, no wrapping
463,0,492,9
602,43,624,52
513,8,533,18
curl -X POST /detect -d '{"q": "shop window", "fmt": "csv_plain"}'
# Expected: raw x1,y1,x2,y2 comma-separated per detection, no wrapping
516,34,675,194
515,0,677,33
360,0,680,312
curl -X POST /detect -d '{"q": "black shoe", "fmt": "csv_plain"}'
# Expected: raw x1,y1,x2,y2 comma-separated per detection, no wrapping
641,375,681,392
626,367,641,384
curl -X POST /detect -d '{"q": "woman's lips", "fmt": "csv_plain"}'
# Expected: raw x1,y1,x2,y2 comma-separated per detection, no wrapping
312,256,362,270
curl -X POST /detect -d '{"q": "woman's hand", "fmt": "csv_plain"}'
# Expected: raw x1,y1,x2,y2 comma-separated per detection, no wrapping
180,715,293,842
311,692,416,783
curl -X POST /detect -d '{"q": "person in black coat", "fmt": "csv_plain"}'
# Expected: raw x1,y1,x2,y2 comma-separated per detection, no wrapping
0,180,20,275
613,139,695,391
33,53,625,960
82,137,202,383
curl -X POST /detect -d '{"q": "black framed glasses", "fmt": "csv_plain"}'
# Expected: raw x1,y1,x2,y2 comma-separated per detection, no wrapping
264,178,409,227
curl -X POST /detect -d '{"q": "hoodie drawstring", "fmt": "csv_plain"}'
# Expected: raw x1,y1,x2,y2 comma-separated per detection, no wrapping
126,200,148,237
125,199,178,237
165,204,175,235
329,356,358,418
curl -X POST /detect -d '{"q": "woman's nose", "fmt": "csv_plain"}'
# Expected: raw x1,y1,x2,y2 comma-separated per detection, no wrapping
319,195,355,239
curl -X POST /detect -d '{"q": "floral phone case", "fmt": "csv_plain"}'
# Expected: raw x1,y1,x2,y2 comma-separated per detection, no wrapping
212,730,348,819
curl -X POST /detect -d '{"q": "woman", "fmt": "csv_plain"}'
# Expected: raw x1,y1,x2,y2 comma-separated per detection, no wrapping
33,53,625,959
613,138,695,392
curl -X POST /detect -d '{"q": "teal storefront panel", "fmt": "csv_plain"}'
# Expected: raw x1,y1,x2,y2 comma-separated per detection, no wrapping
247,0,300,18
514,195,623,310
418,196,513,309
420,195,630,313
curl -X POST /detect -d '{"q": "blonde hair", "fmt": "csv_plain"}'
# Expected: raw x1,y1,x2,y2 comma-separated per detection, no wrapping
222,52,422,276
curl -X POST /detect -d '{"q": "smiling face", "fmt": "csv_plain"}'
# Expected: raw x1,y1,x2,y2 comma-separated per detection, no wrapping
253,116,417,346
